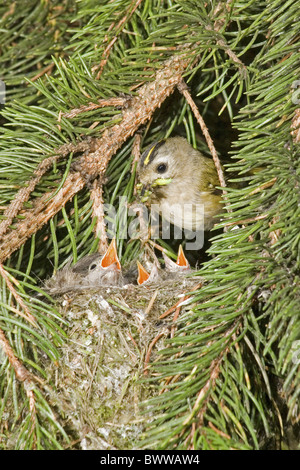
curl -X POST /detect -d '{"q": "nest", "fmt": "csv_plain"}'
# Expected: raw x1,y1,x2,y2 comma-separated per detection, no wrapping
44,273,201,449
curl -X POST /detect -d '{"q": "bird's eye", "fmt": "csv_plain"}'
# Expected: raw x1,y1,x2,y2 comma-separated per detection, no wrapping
89,263,97,271
156,163,167,173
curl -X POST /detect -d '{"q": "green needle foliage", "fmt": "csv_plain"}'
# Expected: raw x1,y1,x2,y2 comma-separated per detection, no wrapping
0,0,299,450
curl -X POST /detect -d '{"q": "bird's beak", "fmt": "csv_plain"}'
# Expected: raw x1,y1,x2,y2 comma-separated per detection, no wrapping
137,261,159,285
100,238,121,271
176,245,190,269
137,261,150,285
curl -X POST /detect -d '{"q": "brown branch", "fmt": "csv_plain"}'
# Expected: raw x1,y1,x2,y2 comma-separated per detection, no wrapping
208,421,231,440
177,80,227,191
62,97,128,119
0,156,58,238
26,388,38,449
159,297,184,320
144,289,159,316
75,53,195,179
0,51,195,263
170,306,182,338
210,1,247,77
224,213,268,227
143,332,165,376
1,2,16,21
182,322,240,449
0,326,39,446
214,36,247,78
0,263,37,326
31,62,55,82
291,108,300,143
0,172,85,263
0,327,32,382
0,139,93,239
90,179,108,253
131,132,143,199
159,282,202,320
131,132,142,173
248,177,277,196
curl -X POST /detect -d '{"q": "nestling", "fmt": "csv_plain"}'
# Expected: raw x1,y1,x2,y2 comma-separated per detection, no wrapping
137,136,223,231
137,244,191,285
44,238,122,294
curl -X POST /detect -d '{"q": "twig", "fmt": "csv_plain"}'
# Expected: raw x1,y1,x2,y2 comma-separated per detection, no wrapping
170,306,182,338
62,97,128,119
90,179,109,253
27,389,37,449
147,239,170,255
159,282,203,319
143,332,165,376
0,50,195,263
170,283,202,337
126,329,139,349
159,373,182,395
0,172,85,262
131,132,143,204
248,178,277,196
0,139,94,239
208,421,231,440
128,203,149,241
0,327,32,382
93,0,144,79
0,263,37,326
182,321,240,436
1,2,15,21
211,1,247,77
177,80,227,191
31,62,55,82
144,289,158,315
224,213,268,227
75,53,195,179
0,156,58,238
159,298,183,319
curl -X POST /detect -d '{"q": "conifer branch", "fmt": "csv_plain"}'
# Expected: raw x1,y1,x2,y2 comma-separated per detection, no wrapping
0,327,33,383
180,324,240,449
131,132,142,172
93,0,144,79
62,97,128,119
73,52,195,179
1,0,299,450
0,172,85,262
0,156,59,238
0,140,94,239
0,324,43,390
0,263,37,326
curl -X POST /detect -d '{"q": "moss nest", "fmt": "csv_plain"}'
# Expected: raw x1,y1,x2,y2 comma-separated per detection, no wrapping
44,274,200,449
